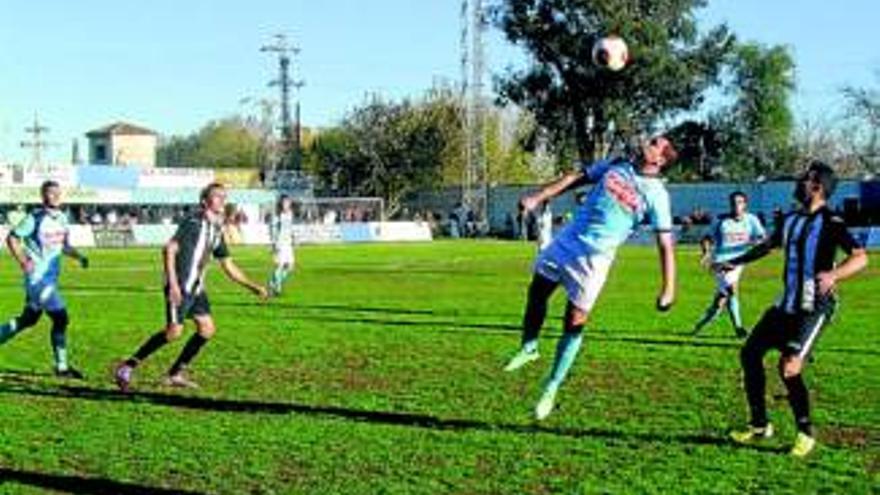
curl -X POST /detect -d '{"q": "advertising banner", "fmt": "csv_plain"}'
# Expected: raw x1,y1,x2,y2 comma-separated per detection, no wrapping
137,167,215,189
0,187,132,204
0,165,78,188
132,225,177,246
77,165,139,189
214,169,261,188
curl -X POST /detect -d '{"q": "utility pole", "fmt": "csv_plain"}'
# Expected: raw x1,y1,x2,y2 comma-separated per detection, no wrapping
71,137,83,165
460,0,488,228
20,114,52,166
261,34,305,172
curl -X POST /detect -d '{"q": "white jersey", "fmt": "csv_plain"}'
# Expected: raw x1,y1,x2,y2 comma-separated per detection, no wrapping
270,212,295,249
537,205,554,250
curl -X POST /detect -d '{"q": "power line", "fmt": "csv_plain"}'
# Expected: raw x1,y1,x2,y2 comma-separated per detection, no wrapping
20,113,54,166
461,0,488,226
261,34,305,172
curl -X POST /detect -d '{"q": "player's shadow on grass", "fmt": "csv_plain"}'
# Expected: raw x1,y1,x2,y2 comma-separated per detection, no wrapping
226,301,880,357
0,467,205,495
65,284,156,295
230,300,521,320
0,381,783,455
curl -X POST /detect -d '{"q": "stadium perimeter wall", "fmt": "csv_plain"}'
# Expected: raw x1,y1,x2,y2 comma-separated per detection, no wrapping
406,180,876,230
0,222,432,249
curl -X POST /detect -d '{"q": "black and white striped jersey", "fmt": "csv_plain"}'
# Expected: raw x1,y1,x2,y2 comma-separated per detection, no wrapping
770,207,861,313
170,212,230,295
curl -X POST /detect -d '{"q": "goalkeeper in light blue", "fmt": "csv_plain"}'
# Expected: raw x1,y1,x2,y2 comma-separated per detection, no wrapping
691,191,766,338
505,136,679,421
0,180,89,378
268,194,296,297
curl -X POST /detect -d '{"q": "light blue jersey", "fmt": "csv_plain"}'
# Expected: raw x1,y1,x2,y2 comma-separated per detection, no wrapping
553,159,672,258
12,208,71,285
709,213,766,263
10,208,71,312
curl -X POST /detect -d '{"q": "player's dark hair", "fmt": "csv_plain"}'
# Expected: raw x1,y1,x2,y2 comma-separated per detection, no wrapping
729,190,747,206
40,180,59,196
807,161,837,198
200,182,225,204
276,194,291,214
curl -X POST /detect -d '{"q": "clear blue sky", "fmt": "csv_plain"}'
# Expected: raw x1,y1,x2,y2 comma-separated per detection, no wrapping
1,0,877,163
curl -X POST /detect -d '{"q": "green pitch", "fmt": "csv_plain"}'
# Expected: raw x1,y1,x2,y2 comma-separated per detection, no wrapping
0,241,876,493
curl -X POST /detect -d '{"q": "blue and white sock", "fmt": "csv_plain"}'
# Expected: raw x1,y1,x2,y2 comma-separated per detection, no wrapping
0,319,21,345
51,327,68,372
727,294,743,329
545,332,583,392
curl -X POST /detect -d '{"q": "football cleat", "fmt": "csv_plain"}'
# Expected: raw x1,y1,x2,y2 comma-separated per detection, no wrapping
55,367,85,380
730,423,774,444
534,387,558,421
114,363,134,392
790,432,817,458
163,372,199,389
503,349,540,372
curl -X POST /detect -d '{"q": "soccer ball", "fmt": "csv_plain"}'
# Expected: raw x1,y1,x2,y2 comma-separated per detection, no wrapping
592,36,629,72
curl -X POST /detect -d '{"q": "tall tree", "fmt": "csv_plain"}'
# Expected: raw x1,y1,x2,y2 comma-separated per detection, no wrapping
157,118,265,169
317,96,448,216
192,118,263,169
842,72,880,173
713,42,796,179
156,134,199,168
304,127,361,195
493,0,734,161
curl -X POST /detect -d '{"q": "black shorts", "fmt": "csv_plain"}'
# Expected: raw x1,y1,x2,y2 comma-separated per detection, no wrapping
748,297,836,359
164,286,211,326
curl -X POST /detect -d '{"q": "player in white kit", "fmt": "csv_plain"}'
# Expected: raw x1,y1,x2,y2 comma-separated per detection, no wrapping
268,195,296,297
536,201,554,251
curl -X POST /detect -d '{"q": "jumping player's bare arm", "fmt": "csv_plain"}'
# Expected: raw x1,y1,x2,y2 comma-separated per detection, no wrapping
655,231,676,311
520,171,587,213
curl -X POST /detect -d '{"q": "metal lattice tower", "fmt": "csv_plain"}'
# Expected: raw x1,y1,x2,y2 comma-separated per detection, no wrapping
261,34,305,171
20,114,51,166
460,0,488,224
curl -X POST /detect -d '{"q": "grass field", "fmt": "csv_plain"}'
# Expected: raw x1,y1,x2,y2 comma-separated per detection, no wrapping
0,241,877,494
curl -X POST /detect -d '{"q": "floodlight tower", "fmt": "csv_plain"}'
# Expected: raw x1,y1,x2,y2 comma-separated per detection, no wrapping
460,0,488,226
261,34,305,171
20,114,51,166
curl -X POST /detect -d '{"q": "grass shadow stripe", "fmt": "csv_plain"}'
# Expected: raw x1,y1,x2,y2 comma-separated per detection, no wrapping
0,382,784,454
0,468,205,495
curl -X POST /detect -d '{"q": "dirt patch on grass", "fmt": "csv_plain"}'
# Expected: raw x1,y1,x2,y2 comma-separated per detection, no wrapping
822,425,879,448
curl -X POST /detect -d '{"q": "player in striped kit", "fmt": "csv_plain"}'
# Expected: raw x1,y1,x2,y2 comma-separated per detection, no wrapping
725,162,868,457
114,183,268,391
